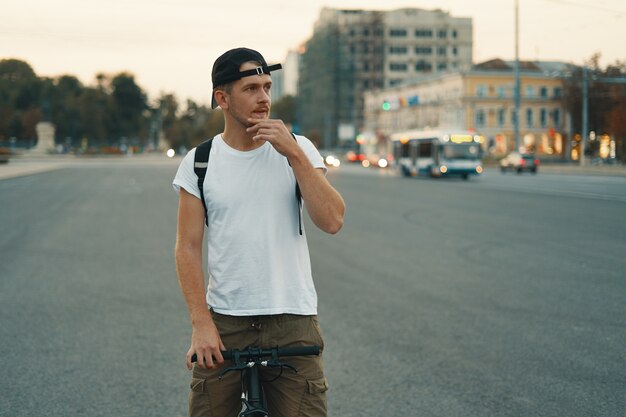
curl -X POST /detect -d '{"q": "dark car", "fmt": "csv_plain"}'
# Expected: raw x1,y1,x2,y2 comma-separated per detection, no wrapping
500,152,539,174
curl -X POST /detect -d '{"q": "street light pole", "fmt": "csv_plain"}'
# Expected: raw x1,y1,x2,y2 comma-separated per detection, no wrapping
580,66,588,165
513,0,521,152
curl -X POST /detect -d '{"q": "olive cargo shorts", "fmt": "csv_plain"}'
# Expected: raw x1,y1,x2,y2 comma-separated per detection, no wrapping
188,312,328,417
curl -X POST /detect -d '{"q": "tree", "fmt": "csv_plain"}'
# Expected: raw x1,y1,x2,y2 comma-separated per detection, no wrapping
271,95,296,125
48,75,84,144
78,87,109,144
109,73,148,143
0,59,42,143
562,54,626,161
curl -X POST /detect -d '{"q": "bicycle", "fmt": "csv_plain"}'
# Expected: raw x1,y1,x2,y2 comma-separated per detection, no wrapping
192,345,321,417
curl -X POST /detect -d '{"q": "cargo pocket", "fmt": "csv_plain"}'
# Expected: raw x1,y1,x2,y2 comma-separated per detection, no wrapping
298,377,329,416
309,316,325,350
188,377,212,417
307,377,328,394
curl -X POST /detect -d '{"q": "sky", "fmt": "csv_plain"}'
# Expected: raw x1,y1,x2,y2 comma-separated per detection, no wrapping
1,0,625,106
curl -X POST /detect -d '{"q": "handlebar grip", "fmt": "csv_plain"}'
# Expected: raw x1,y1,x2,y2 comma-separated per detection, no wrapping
277,345,321,357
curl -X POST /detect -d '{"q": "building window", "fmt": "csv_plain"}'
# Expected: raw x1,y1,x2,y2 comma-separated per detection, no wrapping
437,63,447,71
437,47,446,56
498,109,506,127
540,86,548,98
476,109,486,127
497,86,507,98
390,63,408,71
540,108,547,127
390,29,407,37
511,109,517,125
389,46,408,54
363,28,370,36
526,108,534,127
415,29,433,38
452,46,458,56
438,29,447,38
415,60,432,71
476,85,487,97
452,29,458,38
525,85,535,97
415,46,433,55
390,79,403,86
553,87,562,98
553,108,561,126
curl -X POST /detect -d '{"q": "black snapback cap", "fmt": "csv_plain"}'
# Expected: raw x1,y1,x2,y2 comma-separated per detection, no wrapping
211,47,282,109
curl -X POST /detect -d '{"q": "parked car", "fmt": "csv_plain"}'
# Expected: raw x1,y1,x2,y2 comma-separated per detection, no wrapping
500,152,539,174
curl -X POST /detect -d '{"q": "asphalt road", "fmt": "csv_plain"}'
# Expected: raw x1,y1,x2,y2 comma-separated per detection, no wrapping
1,160,624,416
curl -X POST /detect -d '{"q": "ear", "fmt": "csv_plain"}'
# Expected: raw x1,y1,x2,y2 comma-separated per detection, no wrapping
214,89,229,109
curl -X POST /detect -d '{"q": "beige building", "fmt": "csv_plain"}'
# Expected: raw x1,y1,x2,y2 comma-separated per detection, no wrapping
364,59,574,157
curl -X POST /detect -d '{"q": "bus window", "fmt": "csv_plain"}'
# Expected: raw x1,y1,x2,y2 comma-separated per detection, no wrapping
442,144,480,159
418,141,433,157
395,141,411,158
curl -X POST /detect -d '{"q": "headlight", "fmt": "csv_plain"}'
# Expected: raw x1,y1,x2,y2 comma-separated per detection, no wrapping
166,149,176,158
378,158,388,168
440,165,448,174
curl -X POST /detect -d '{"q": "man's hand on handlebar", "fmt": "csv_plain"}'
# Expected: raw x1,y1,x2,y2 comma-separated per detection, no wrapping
186,317,225,370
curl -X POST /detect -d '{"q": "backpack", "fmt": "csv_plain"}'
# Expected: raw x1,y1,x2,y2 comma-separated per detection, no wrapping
193,135,303,235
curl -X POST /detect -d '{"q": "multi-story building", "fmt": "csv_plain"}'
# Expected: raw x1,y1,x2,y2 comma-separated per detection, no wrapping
298,7,473,149
363,59,575,158
272,49,301,102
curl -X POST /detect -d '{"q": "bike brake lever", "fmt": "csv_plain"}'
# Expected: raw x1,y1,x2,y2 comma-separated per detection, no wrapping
218,363,248,380
264,360,299,373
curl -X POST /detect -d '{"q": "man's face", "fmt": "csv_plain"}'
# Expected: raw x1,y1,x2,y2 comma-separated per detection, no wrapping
221,61,272,127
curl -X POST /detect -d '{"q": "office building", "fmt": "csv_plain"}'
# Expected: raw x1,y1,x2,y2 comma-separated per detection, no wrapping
298,7,473,148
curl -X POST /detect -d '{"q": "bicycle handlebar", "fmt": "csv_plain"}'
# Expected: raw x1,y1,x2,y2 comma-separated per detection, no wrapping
191,345,320,363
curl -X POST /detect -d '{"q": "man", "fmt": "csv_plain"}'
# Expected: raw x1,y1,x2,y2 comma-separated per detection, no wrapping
173,47,345,417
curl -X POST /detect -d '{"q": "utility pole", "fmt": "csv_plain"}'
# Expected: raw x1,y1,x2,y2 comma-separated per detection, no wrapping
513,0,521,152
580,66,588,165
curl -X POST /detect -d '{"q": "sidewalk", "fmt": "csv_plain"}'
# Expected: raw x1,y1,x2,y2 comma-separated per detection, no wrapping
483,161,626,177
535,163,626,177
0,157,69,180
0,153,180,181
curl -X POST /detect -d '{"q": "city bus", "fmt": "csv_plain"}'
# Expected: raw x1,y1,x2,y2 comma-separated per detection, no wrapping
389,129,484,179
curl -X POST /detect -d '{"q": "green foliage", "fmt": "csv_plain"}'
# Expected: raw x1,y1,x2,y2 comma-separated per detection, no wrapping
0,59,42,142
271,94,296,124
0,58,243,152
562,54,626,161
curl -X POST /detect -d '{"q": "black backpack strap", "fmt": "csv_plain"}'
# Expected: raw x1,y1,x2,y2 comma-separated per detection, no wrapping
290,133,303,236
193,138,213,226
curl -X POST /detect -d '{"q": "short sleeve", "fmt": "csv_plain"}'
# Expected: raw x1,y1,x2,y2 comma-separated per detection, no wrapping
294,134,327,175
172,148,202,200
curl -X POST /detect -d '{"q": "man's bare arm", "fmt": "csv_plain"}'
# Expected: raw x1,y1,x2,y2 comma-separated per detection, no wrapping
175,188,225,369
246,118,345,234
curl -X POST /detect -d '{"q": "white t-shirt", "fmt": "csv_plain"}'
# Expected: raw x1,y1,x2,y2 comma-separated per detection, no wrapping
172,134,326,316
